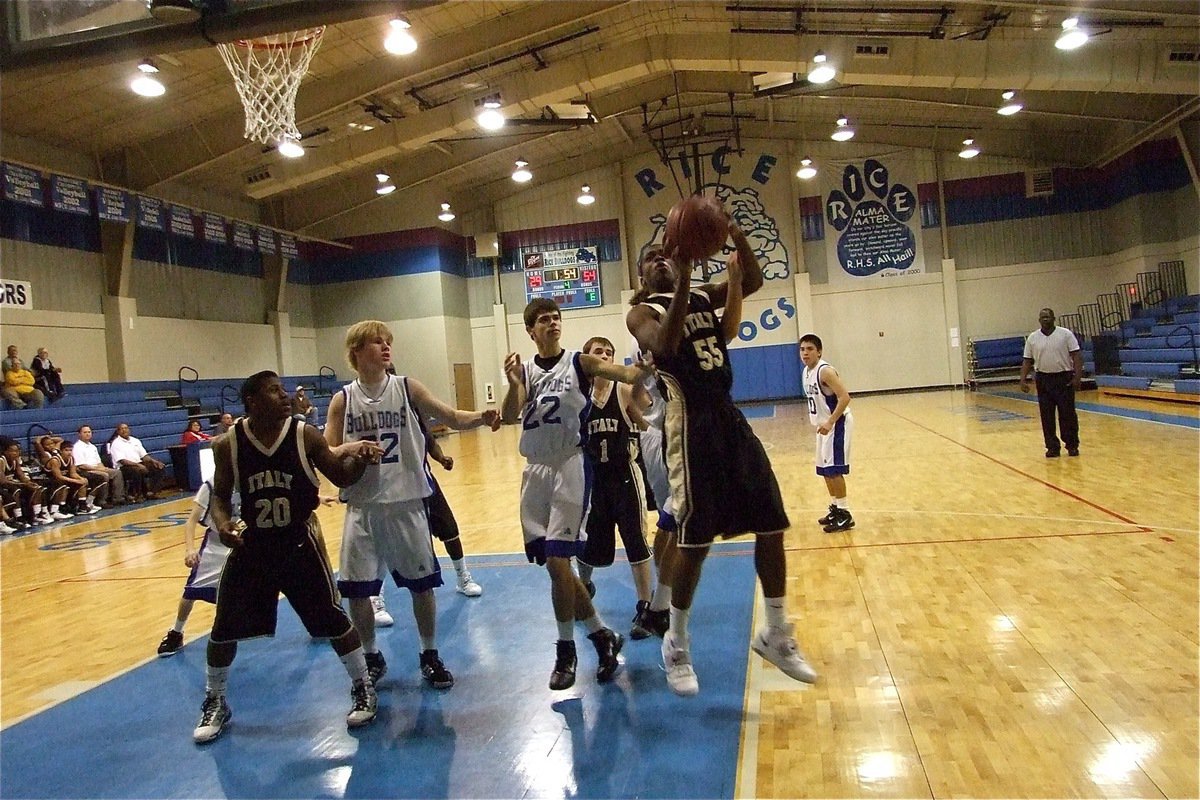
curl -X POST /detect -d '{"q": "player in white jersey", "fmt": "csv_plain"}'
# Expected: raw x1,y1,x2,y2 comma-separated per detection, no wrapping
326,320,501,692
156,481,238,657
799,334,854,533
502,298,652,691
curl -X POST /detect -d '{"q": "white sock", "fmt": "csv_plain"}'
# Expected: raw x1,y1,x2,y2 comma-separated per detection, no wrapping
556,619,574,640
338,647,369,684
670,606,691,650
49,504,59,514
580,615,604,635
173,618,187,633
205,665,230,697
764,596,787,630
577,563,594,583
451,557,467,576
650,583,672,612
419,636,436,651
835,498,849,510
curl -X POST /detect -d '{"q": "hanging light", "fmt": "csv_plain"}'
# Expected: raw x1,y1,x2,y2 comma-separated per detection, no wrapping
277,137,305,158
384,17,417,55
512,159,533,183
997,90,1023,116
1055,17,1089,50
806,51,836,84
795,157,817,180
475,94,505,131
959,138,980,159
576,185,595,205
831,116,855,142
130,60,165,97
437,202,456,222
375,173,395,195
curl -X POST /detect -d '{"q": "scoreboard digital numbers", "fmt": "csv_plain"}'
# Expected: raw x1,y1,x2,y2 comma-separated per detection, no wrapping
523,246,602,310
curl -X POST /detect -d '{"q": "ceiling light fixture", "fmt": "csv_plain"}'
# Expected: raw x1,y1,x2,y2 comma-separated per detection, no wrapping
130,60,165,97
577,185,595,206
959,138,980,159
384,17,418,55
438,202,456,222
997,90,1023,116
475,94,505,131
277,137,305,158
375,173,395,195
512,159,533,183
1055,17,1089,50
796,157,817,180
831,116,855,142
806,51,836,85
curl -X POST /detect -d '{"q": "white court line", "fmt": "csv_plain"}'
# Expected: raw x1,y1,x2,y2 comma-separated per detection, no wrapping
797,507,1197,535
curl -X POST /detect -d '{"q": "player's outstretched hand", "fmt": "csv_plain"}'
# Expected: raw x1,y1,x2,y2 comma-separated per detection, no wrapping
219,518,247,549
503,352,523,385
438,455,455,471
481,409,502,432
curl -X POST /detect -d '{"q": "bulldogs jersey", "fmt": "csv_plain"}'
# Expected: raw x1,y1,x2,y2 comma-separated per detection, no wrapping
584,383,637,469
339,375,432,505
229,417,319,538
638,288,732,400
803,359,847,428
518,350,592,462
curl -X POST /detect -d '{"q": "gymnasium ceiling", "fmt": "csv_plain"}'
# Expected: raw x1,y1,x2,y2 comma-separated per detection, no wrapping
1,0,1198,235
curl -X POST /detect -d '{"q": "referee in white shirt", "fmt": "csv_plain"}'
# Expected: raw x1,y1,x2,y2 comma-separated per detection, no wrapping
1019,307,1083,457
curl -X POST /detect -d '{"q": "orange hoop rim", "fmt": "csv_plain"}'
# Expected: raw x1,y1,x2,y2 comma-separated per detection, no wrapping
230,26,325,50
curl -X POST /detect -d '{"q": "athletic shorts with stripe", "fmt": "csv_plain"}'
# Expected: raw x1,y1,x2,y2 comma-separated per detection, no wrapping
337,499,444,597
181,528,231,604
581,460,651,568
520,450,589,565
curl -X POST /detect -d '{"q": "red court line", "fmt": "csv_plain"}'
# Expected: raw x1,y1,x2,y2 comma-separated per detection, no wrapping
786,526,1151,553
887,409,1148,529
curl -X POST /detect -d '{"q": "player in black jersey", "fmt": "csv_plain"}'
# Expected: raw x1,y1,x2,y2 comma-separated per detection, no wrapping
192,370,383,744
626,215,818,696
577,336,655,639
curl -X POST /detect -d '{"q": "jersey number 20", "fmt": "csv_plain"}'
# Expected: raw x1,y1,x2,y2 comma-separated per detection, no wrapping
254,497,291,529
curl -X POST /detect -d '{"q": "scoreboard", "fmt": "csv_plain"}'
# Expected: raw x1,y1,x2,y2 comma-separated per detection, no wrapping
523,245,602,310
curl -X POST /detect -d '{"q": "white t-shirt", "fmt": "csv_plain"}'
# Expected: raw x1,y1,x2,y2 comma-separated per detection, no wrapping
72,439,102,468
1023,327,1080,373
109,435,148,464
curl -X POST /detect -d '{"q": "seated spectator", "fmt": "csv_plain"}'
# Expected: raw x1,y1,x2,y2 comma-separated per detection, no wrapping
2,358,44,410
1,345,18,374
215,412,235,435
72,425,123,506
291,385,317,423
31,348,65,403
1,436,48,528
37,435,100,515
109,422,166,502
181,419,213,445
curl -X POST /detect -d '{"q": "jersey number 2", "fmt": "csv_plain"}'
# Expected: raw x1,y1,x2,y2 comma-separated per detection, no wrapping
522,396,562,430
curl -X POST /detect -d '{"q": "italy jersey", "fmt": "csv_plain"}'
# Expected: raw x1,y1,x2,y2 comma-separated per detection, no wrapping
638,288,732,400
584,382,637,470
229,417,319,539
339,375,432,505
518,350,592,462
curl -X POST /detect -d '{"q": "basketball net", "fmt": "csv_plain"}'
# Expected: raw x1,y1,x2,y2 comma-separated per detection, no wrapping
217,27,325,145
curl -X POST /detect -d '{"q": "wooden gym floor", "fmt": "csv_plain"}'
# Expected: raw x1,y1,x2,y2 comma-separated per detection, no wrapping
1,387,1196,798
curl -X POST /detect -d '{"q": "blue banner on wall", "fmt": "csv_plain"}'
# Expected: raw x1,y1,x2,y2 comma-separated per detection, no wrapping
232,221,256,251
202,213,227,244
2,163,44,207
136,196,164,231
256,227,277,255
169,205,195,238
50,175,90,215
94,187,131,222
279,234,298,259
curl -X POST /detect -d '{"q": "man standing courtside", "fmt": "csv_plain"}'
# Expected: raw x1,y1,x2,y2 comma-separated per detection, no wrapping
1020,307,1084,457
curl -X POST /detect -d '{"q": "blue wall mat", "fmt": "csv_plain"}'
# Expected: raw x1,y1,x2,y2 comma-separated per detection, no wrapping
1,549,758,799
731,343,801,402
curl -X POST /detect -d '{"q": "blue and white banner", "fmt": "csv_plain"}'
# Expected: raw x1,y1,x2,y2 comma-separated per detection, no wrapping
2,163,44,208
0,279,33,310
50,175,90,215
232,221,256,251
136,196,164,231
824,156,924,283
169,205,195,238
256,227,277,255
279,234,298,259
201,213,227,244
95,187,131,222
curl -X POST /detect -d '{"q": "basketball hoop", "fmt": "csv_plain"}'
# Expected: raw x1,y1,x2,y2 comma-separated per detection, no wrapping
217,27,325,147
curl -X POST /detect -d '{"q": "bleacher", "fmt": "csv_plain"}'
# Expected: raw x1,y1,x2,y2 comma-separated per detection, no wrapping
0,371,338,483
1086,292,1200,403
965,336,1027,388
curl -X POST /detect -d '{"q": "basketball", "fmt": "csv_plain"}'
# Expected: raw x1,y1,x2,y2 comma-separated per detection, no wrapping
665,194,728,262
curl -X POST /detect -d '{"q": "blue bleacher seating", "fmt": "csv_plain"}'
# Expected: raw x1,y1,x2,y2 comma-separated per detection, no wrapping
1174,379,1200,395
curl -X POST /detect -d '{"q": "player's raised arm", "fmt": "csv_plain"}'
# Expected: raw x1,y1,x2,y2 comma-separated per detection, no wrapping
408,378,501,431
579,352,653,386
705,221,763,309
501,352,526,425
718,247,745,344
